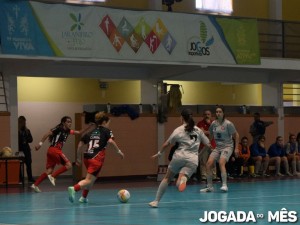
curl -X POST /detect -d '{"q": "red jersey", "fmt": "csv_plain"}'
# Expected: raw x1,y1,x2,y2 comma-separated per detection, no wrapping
197,119,216,149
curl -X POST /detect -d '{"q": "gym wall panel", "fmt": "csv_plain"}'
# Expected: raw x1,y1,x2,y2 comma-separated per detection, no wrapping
0,112,10,150
282,0,300,21
18,77,141,103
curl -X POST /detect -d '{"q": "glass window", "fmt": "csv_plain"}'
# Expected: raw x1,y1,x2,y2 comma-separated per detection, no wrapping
283,83,300,106
195,0,233,15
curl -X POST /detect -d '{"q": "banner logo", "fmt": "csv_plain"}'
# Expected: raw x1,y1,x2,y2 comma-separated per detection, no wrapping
188,21,214,56
100,15,176,54
61,13,94,51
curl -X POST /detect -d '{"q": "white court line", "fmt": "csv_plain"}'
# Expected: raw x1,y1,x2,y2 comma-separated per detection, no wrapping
0,193,300,214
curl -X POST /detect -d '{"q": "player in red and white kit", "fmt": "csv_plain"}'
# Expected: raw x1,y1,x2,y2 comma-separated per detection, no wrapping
31,116,92,193
68,112,124,203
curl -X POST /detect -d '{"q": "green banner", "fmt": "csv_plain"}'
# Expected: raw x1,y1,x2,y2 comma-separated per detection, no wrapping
216,18,261,64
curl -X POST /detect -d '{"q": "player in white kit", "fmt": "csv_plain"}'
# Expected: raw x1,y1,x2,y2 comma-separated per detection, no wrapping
149,108,212,208
200,105,239,193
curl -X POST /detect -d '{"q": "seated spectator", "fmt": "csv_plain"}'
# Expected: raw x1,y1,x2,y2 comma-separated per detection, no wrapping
236,136,251,176
250,135,270,177
285,134,300,175
226,136,251,178
268,136,292,176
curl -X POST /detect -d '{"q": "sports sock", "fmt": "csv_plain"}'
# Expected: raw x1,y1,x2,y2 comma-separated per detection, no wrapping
34,172,47,186
51,166,68,178
154,179,168,202
221,172,227,186
206,174,213,188
74,184,81,192
82,189,89,198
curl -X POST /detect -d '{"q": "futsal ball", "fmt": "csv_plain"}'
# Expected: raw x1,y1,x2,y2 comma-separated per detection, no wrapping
0,146,13,158
117,189,130,203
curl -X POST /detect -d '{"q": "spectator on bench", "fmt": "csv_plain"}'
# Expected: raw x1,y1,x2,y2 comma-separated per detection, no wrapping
250,135,270,177
268,136,292,176
236,136,251,176
285,134,300,176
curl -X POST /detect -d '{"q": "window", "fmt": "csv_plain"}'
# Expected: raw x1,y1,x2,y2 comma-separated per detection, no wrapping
195,0,233,15
283,83,300,106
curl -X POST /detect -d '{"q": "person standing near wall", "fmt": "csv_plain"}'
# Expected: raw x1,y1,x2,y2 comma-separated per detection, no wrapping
200,106,239,193
149,108,212,208
249,112,273,144
31,116,92,193
197,110,217,181
18,116,35,183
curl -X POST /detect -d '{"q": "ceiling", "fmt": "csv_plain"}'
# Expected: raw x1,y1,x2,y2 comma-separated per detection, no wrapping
1,55,300,84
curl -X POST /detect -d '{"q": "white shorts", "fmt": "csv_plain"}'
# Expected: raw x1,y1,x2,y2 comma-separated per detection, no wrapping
168,155,198,178
210,147,233,162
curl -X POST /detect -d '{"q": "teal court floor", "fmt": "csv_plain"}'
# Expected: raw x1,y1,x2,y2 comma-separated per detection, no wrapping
0,177,299,225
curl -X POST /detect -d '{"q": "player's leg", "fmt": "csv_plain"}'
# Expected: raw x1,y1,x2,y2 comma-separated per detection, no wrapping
149,168,176,208
176,162,197,192
200,150,219,192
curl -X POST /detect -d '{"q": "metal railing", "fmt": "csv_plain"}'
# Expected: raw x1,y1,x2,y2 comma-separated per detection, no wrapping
257,19,300,58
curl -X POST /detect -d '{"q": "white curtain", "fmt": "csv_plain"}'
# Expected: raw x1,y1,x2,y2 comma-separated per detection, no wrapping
196,0,232,14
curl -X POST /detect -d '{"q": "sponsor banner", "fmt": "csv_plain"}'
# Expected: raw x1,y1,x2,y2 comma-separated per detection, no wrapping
0,1,260,65
0,1,54,56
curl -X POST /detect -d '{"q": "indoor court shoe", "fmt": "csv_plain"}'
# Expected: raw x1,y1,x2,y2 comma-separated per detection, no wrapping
220,185,228,192
79,196,88,203
200,187,214,192
148,201,158,208
178,176,187,192
68,186,75,203
31,184,42,193
48,175,56,186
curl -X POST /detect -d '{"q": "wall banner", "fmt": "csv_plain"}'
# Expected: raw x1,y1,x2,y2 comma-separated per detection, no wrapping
0,1,261,65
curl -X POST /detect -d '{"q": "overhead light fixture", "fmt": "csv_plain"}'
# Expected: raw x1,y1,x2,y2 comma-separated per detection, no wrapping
162,0,183,12
65,0,106,4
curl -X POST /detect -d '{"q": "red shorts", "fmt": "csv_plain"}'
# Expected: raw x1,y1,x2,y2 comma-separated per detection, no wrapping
46,146,70,169
84,150,106,177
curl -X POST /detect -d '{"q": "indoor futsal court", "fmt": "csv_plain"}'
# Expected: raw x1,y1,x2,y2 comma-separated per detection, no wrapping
0,177,299,225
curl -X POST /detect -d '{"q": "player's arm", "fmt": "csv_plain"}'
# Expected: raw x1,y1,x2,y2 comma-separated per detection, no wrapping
201,132,212,149
264,121,274,127
108,138,124,159
35,130,52,151
152,140,171,158
73,123,96,135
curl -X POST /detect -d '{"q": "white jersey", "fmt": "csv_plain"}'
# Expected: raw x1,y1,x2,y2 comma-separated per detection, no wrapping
167,124,210,165
209,119,236,149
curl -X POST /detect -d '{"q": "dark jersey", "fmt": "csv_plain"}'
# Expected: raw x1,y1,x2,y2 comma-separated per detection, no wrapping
50,125,73,149
81,126,113,159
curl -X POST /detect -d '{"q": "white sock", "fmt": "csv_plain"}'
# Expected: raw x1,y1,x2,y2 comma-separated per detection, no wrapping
154,179,168,202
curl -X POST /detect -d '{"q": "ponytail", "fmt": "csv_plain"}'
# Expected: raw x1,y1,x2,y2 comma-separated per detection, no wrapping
181,109,195,133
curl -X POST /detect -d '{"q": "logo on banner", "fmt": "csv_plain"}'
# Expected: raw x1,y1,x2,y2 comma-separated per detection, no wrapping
4,4,35,51
100,15,176,54
61,13,94,51
188,21,214,56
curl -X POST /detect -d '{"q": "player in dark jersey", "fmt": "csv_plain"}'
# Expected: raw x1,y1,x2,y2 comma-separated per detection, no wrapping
68,111,124,203
31,116,93,193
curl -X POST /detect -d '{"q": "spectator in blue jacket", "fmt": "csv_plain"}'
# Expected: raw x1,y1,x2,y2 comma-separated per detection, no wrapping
250,135,270,177
268,136,292,176
285,134,300,176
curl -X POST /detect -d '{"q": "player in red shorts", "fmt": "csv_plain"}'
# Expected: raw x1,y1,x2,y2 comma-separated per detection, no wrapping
68,111,124,203
31,116,93,193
